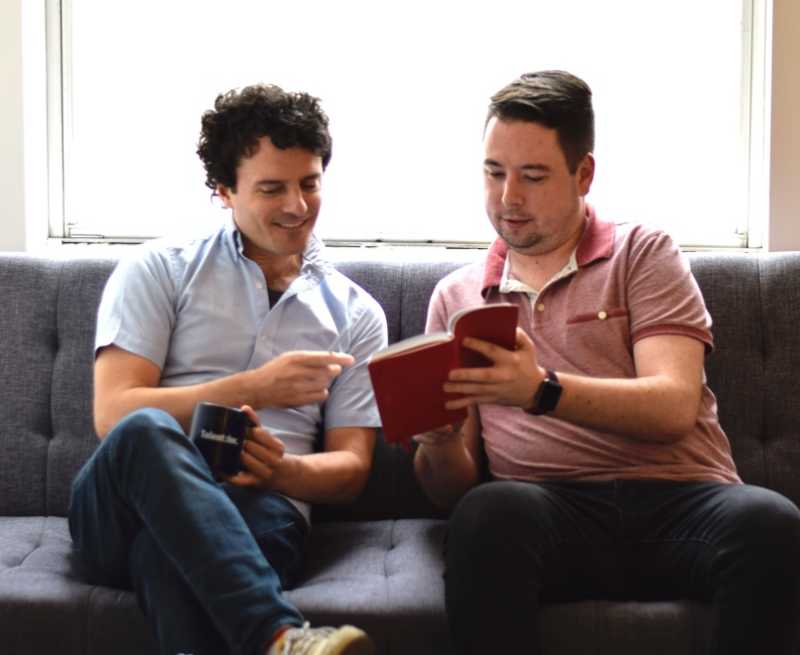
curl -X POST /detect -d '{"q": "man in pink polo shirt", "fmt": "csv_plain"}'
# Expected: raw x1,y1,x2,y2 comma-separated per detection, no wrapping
414,70,800,654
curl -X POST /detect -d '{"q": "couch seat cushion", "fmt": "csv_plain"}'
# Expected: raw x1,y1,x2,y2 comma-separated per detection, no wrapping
0,516,451,654
0,516,711,655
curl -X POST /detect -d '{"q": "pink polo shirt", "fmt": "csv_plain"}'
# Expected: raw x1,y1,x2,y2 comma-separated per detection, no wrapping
426,207,740,484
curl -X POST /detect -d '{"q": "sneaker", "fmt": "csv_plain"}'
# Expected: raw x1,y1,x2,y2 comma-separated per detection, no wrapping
267,622,375,655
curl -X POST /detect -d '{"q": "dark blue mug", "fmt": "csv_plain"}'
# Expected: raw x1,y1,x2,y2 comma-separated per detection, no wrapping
190,402,251,478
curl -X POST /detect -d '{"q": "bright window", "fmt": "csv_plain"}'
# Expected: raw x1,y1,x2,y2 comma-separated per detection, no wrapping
54,0,755,247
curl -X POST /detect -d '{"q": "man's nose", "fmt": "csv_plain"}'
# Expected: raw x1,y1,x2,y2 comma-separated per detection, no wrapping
501,179,524,208
284,187,308,215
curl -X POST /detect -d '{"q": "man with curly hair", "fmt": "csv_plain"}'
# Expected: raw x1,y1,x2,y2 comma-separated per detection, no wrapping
68,84,385,655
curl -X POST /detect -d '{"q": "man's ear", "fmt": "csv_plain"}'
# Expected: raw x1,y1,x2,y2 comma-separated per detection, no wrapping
217,184,234,208
576,153,595,197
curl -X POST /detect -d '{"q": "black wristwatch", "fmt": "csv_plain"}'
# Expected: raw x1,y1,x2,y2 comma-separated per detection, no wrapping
527,369,562,415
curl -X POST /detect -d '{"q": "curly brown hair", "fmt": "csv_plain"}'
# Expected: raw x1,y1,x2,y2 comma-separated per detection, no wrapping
197,84,332,193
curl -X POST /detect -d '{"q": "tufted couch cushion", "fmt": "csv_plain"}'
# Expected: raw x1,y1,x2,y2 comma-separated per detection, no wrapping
2,514,716,655
0,257,108,517
688,252,800,501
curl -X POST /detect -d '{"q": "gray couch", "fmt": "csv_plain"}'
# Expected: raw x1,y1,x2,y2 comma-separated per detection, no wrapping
1,249,799,655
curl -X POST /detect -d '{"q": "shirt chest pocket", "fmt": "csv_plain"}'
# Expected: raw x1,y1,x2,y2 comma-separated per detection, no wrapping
565,307,632,367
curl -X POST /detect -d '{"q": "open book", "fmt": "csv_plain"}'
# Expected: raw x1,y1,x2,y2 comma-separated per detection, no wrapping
368,303,519,445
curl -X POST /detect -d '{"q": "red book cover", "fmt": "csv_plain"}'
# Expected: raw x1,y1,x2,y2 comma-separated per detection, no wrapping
367,303,519,445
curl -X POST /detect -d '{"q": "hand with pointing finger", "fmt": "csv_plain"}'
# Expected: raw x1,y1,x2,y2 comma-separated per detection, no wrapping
248,350,355,410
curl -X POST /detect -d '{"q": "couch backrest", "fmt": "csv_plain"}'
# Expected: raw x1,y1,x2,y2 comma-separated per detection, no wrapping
0,255,115,517
2,252,799,520
688,252,800,504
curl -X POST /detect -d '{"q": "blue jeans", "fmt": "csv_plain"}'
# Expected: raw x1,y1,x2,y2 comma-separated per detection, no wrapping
68,408,307,655
445,479,800,654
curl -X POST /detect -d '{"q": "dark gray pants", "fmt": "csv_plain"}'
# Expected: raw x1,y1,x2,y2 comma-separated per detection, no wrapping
445,479,800,654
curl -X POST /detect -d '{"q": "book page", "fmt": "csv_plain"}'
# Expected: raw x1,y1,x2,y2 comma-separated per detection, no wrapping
368,331,451,361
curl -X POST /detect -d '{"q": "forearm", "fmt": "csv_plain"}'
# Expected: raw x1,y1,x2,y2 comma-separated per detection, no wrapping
95,370,259,438
448,332,705,445
549,372,701,443
269,450,371,504
414,438,481,509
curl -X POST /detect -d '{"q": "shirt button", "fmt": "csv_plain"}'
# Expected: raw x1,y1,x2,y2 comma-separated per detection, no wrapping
598,310,608,320
255,282,263,290
536,303,545,312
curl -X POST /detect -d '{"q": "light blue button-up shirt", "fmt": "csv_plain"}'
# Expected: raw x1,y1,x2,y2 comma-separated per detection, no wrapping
95,219,388,521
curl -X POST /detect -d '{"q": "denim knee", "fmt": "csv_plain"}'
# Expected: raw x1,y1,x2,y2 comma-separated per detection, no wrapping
105,407,186,456
100,407,207,484
110,407,183,439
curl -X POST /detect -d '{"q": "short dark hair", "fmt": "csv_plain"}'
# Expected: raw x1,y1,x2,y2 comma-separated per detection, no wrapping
197,84,332,193
488,70,594,173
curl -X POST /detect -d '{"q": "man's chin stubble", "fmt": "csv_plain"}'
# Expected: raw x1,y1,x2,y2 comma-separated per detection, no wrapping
498,229,542,252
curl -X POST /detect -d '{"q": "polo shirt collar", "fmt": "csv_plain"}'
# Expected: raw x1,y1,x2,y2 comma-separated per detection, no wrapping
480,204,616,297
575,205,616,266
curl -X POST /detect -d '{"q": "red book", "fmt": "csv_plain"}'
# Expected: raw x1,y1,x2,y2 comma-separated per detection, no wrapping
368,303,519,445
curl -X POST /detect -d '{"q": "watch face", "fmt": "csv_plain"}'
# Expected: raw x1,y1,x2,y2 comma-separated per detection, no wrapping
539,379,561,411
529,370,562,415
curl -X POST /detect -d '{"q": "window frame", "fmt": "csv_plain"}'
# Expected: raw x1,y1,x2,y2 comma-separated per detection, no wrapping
45,0,770,250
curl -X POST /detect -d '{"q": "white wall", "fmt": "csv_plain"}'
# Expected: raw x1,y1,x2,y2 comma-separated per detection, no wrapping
768,0,800,250
0,0,26,251
2,0,799,252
